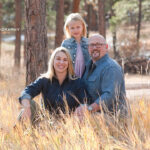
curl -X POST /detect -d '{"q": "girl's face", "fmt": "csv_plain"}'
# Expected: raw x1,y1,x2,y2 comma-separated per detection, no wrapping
54,52,69,74
68,20,83,40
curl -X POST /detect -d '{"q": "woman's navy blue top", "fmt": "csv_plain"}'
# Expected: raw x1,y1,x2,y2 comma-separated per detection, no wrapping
19,77,87,113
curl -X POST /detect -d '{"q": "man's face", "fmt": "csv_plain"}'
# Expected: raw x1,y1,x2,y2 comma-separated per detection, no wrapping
88,36,107,62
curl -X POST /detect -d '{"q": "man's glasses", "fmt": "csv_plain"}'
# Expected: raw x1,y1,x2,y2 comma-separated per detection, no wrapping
88,43,106,48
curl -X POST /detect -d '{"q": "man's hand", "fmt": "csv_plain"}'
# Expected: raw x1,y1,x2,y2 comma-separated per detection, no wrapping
89,103,100,112
74,104,88,116
74,103,100,121
74,104,88,122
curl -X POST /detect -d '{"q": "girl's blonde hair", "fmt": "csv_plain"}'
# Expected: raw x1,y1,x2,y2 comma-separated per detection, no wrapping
42,47,75,81
64,13,87,38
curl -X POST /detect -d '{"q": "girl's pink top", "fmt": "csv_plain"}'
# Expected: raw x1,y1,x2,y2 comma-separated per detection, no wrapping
74,43,85,78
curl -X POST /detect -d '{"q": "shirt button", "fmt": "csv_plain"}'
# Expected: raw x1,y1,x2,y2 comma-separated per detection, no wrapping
73,61,75,64
74,54,76,57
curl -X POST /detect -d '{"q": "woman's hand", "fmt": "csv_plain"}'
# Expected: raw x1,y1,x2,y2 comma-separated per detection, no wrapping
21,99,31,121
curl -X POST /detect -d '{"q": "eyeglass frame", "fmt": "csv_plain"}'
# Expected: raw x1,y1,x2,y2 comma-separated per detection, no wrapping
88,42,106,48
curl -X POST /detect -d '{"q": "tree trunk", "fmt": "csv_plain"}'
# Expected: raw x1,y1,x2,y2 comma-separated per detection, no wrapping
86,4,92,37
55,0,64,48
14,0,22,67
24,27,27,66
98,0,106,38
112,30,120,59
90,6,98,31
113,30,117,58
137,0,142,42
109,0,119,59
83,0,88,36
0,3,2,57
25,0,48,85
72,0,80,12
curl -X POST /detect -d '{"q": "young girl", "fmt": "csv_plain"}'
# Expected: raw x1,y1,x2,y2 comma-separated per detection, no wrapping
61,13,90,78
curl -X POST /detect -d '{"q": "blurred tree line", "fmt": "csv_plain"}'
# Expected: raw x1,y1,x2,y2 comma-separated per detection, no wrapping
0,0,150,84
1,0,150,33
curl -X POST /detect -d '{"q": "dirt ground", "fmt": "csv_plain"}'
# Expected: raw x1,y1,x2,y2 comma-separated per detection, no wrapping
125,74,150,100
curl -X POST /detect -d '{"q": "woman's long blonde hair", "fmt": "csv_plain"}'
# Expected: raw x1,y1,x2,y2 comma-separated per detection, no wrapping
64,13,87,39
42,47,75,81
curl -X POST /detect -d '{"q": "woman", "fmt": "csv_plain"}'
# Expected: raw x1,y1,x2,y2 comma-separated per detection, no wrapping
19,47,87,125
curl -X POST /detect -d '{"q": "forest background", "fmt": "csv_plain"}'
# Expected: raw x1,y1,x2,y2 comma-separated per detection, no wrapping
0,0,150,149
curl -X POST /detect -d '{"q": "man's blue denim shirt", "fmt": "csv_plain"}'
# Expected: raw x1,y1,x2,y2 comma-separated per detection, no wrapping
61,37,90,67
83,54,126,112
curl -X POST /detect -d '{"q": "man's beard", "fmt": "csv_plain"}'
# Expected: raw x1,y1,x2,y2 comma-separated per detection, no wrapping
91,49,100,60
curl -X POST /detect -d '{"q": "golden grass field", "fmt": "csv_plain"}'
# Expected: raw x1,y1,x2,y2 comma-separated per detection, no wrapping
0,41,150,150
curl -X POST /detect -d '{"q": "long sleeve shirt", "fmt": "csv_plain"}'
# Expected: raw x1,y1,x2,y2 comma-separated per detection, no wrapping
19,77,87,113
83,54,127,113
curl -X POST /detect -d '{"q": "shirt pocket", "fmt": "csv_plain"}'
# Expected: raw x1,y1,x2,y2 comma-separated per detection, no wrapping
88,75,99,90
88,75,97,82
86,75,98,97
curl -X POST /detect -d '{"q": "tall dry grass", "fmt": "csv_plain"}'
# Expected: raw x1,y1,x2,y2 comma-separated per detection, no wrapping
0,42,150,150
0,93,150,149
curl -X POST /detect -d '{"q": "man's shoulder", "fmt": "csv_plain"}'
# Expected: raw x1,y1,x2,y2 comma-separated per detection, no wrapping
95,56,122,74
105,56,121,69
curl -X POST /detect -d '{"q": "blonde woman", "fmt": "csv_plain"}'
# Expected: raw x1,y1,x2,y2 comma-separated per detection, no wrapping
61,13,90,78
19,47,87,125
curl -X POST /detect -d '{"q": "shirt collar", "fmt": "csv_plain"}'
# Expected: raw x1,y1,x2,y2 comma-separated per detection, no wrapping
95,54,109,66
69,37,86,43
52,75,69,83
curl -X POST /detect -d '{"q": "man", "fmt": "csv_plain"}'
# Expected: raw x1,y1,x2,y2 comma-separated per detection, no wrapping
75,34,127,117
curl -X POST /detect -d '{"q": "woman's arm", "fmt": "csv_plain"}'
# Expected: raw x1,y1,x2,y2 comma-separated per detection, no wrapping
19,77,45,103
20,99,31,121
19,77,45,120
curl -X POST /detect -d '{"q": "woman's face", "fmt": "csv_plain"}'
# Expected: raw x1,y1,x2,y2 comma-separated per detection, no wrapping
68,20,83,40
54,51,69,74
